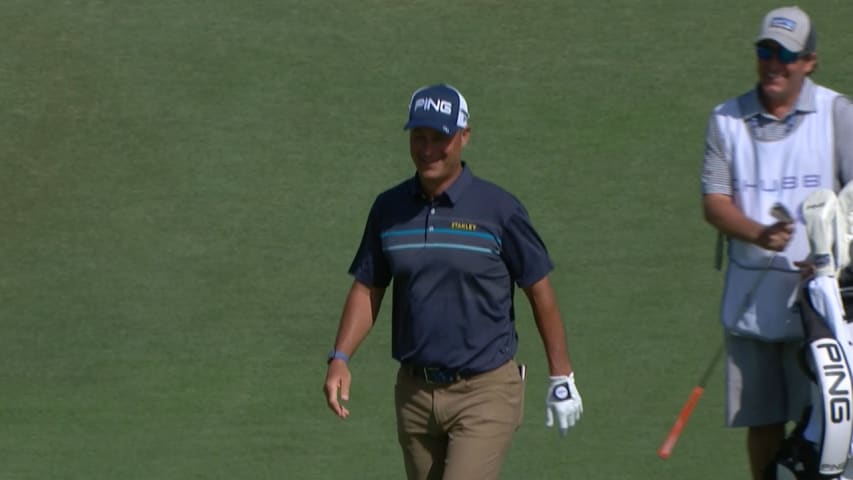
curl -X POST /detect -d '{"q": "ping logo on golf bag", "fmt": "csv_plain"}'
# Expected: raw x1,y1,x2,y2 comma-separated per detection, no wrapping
808,338,853,476
815,341,852,423
413,98,453,115
821,461,847,472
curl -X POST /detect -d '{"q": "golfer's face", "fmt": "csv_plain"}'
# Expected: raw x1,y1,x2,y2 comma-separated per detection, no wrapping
409,127,469,184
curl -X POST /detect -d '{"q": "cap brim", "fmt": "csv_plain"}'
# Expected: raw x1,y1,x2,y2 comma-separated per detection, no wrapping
755,33,802,53
403,119,458,136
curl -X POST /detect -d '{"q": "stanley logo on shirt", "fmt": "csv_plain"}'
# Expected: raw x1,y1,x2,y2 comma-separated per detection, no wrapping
451,221,477,231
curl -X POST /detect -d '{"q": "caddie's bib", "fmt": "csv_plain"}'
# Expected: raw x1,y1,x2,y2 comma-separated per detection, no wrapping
717,85,840,340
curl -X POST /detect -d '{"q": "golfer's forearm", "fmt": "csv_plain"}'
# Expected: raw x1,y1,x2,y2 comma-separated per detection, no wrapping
535,314,573,376
525,277,572,376
332,281,384,357
703,194,764,244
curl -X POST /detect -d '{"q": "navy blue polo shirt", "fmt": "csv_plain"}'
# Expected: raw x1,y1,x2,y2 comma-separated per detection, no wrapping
349,164,553,374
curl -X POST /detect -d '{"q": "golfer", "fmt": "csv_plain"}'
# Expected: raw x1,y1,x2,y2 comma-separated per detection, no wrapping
323,83,583,480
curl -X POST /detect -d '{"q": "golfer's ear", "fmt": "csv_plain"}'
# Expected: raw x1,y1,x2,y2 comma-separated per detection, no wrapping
460,126,471,147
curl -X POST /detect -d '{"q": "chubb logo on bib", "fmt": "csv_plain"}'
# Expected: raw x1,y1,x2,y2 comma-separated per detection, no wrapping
733,174,822,193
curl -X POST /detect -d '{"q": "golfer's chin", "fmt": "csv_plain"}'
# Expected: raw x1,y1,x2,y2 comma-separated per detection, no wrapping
415,160,446,178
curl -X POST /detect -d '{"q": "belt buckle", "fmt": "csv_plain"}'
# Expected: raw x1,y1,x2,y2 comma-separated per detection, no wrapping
422,367,458,384
422,367,440,384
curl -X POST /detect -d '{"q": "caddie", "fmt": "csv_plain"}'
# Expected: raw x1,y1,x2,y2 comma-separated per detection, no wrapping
322,83,583,480
700,6,853,479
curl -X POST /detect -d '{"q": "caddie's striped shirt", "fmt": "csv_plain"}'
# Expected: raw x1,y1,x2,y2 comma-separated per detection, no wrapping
349,164,553,375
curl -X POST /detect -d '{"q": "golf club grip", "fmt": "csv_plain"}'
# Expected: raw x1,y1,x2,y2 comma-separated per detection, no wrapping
657,386,705,459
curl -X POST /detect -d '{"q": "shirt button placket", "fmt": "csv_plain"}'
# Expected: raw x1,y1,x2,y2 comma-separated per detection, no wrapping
426,205,436,241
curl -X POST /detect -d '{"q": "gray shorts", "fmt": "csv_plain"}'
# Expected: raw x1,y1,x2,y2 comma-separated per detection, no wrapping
725,333,811,427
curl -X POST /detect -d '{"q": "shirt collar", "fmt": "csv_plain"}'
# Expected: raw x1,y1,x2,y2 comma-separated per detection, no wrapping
741,77,818,118
408,162,473,205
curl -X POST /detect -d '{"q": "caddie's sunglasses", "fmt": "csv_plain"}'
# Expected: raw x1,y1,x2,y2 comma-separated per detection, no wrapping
756,44,804,64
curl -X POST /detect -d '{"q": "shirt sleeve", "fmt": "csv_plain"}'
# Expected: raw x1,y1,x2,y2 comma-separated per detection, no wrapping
348,198,392,288
701,113,732,196
834,95,853,186
500,203,554,288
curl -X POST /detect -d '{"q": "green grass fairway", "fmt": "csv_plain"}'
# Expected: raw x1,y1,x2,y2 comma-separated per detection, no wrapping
3,1,853,478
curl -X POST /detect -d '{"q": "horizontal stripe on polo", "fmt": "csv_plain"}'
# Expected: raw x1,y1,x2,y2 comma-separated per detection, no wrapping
348,164,554,375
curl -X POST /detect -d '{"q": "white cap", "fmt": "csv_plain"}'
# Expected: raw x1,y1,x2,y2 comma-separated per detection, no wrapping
756,6,816,53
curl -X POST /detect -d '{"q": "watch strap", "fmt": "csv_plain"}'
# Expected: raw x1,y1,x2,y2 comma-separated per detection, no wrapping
327,349,350,364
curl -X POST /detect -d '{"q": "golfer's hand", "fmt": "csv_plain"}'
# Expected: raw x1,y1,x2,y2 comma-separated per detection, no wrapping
324,360,351,419
545,373,582,437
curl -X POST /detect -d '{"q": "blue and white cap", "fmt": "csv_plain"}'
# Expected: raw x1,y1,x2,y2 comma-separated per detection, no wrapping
404,84,469,136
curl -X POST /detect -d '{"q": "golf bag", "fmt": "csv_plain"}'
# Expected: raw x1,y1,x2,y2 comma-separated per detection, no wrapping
769,188,853,480
799,275,853,477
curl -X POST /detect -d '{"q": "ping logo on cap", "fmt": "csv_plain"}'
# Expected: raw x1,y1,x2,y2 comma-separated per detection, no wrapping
404,83,469,134
770,16,796,31
413,97,453,115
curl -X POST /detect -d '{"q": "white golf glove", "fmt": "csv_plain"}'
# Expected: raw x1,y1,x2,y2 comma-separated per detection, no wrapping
545,373,583,437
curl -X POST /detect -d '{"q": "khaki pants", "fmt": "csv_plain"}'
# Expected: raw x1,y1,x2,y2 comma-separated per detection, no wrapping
394,360,525,480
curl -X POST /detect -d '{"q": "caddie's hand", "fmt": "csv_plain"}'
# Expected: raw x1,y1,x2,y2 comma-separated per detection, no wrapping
794,259,817,279
323,360,351,419
795,252,836,279
545,373,582,437
757,221,794,252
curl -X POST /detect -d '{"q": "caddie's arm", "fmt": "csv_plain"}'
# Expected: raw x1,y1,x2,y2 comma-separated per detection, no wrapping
323,280,385,419
834,95,853,186
523,276,572,376
703,193,793,252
